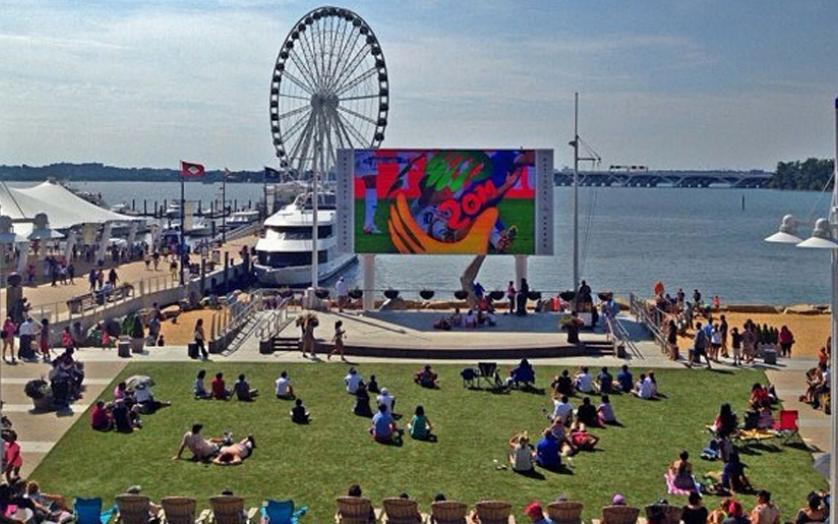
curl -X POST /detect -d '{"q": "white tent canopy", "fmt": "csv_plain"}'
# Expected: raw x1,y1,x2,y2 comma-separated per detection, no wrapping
0,180,138,230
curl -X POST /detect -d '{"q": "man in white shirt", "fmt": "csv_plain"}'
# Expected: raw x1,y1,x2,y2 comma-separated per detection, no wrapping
345,368,362,394
633,374,654,399
376,387,395,412
19,316,34,360
551,395,574,425
275,371,295,399
574,367,593,393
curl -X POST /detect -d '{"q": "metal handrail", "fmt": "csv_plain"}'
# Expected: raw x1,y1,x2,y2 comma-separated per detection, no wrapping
628,293,668,353
604,313,643,359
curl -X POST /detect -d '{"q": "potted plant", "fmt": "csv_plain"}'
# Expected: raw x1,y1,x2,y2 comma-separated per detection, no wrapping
453,290,468,300
527,291,542,301
384,289,400,300
348,288,363,300
419,289,435,300
489,290,505,301
24,379,53,412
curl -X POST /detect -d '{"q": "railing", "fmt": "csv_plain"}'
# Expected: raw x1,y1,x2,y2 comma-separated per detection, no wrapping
604,313,643,359
215,222,262,243
258,308,290,342
628,293,668,353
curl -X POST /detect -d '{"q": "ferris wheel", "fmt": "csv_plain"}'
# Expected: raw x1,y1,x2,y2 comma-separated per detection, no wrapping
270,6,389,178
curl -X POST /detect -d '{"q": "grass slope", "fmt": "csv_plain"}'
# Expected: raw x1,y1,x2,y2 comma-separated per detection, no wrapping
33,364,824,522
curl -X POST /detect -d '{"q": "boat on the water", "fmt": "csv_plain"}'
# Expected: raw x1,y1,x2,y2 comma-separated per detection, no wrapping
254,191,356,287
226,209,260,228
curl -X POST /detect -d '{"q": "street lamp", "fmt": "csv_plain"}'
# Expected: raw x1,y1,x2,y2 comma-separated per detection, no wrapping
766,98,837,523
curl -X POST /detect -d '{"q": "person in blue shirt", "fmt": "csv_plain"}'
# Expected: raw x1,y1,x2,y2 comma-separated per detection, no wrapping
616,364,633,393
691,322,712,369
370,404,400,444
535,429,561,471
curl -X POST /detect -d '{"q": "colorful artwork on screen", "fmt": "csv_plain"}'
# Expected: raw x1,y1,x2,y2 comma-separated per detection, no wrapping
353,149,536,255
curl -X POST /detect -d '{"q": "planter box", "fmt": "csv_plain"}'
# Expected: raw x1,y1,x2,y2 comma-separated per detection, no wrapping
32,396,54,412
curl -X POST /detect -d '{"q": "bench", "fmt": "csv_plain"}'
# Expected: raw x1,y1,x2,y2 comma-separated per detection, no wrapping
67,284,135,313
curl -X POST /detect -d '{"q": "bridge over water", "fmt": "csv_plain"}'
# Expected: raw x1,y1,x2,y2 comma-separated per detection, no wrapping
553,169,773,188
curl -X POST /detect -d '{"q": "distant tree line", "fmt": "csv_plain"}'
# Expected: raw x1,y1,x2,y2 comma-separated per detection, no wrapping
769,158,835,191
0,162,264,183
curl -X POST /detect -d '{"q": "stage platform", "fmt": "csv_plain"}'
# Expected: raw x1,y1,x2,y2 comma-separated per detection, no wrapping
275,310,616,360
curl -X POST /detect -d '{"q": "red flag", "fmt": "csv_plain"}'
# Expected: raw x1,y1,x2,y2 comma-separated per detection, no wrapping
181,161,205,177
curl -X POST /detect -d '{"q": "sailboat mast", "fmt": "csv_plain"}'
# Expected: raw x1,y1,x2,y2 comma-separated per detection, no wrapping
572,92,580,295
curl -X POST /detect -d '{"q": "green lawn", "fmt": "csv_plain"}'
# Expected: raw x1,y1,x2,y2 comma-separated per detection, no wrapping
353,198,535,254
33,364,824,522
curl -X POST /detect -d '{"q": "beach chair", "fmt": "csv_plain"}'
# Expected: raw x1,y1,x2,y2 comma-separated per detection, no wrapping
161,497,196,524
430,501,468,524
115,495,151,524
772,409,800,444
334,496,375,524
74,497,116,524
201,496,253,524
473,500,514,524
260,499,307,524
546,501,583,524
644,504,682,524
600,505,640,524
476,363,503,390
381,498,423,523
41,494,68,511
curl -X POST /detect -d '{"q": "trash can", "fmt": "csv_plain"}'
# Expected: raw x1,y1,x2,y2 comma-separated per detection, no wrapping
187,342,199,359
117,340,131,358
763,348,777,365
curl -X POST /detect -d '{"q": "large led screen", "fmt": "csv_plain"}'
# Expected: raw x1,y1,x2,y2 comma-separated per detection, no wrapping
336,149,554,256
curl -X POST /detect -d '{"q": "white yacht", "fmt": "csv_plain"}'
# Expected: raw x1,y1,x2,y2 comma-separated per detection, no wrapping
226,209,260,228
254,192,356,287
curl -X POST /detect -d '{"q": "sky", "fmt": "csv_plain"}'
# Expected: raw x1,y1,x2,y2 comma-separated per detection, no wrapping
1,0,836,171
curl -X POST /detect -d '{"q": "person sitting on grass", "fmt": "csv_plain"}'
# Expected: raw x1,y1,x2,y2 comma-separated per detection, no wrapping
616,364,633,393
795,493,827,524
133,382,171,414
212,435,255,466
353,381,372,417
551,370,574,398
721,453,752,494
631,373,654,399
545,418,577,457
408,405,434,441
508,432,535,473
596,367,613,393
173,424,219,461
367,374,380,393
370,404,400,444
568,421,599,451
290,398,310,424
574,366,594,393
275,371,295,399
749,490,780,524
597,395,617,425
344,367,363,394
414,365,438,388
233,374,258,401
211,372,230,400
112,399,140,433
749,383,771,410
669,450,700,492
90,400,113,431
193,370,210,399
549,395,574,427
648,371,660,397
712,404,738,438
377,387,395,413
576,396,599,427
535,429,561,471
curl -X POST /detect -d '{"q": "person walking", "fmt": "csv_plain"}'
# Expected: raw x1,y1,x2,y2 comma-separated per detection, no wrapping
67,262,75,285
2,316,16,363
18,316,33,361
108,268,119,287
194,318,208,359
38,318,51,362
720,314,729,358
335,276,348,313
88,268,97,291
689,322,711,369
328,320,346,361
778,326,795,358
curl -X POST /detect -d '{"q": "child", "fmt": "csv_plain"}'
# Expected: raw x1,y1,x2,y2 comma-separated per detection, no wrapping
328,321,346,361
3,431,22,483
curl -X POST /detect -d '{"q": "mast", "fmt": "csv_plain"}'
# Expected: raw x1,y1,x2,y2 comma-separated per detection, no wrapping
572,92,580,295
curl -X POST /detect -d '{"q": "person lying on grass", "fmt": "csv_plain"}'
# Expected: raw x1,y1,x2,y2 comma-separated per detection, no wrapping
173,423,227,461
212,435,256,466
290,398,310,424
370,404,402,444
414,365,438,388
567,421,599,452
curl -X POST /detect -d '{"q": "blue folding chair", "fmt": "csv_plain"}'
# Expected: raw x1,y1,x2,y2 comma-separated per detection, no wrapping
260,499,307,524
73,497,115,524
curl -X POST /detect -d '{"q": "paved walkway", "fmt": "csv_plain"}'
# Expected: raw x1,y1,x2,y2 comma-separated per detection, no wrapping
0,307,827,479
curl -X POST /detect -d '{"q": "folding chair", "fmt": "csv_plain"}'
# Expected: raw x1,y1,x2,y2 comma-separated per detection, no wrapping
477,362,503,390
74,497,116,524
772,409,800,444
546,501,583,524
261,499,307,524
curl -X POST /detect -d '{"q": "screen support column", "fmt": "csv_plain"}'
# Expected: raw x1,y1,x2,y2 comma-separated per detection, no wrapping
362,254,375,311
514,255,528,287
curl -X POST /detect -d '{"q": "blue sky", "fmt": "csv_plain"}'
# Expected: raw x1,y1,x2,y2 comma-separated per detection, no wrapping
0,0,836,170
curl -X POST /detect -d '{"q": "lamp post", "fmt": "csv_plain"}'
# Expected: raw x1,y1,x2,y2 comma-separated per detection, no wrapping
765,97,837,522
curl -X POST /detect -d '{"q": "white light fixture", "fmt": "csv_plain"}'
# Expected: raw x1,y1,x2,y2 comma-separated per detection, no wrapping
798,217,838,249
764,214,803,244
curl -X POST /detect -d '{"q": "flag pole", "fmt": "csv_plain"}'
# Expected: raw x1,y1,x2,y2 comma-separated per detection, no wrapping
179,166,185,285
222,169,227,244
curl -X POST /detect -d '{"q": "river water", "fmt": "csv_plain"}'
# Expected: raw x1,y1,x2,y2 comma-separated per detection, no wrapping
13,181,831,305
